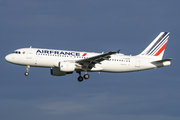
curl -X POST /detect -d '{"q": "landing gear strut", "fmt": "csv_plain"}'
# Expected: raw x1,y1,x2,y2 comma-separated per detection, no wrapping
77,71,90,82
25,65,30,76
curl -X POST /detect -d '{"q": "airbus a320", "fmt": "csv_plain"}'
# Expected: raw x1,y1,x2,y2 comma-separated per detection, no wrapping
5,32,173,82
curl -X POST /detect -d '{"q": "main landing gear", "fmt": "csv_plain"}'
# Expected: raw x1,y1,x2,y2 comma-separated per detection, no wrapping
77,72,90,82
25,65,30,76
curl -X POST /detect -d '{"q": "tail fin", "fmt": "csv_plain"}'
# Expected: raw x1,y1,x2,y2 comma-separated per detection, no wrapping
139,32,170,60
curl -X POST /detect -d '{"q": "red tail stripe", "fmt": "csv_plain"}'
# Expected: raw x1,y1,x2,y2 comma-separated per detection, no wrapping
154,42,167,56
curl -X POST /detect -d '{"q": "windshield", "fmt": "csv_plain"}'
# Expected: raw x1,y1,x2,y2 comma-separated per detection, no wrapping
13,51,21,54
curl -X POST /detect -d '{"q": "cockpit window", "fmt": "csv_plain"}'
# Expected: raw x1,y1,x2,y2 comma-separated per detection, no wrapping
13,51,21,54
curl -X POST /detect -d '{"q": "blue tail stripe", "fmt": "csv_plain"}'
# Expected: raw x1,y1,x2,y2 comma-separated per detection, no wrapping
149,38,167,56
145,32,169,55
148,34,169,55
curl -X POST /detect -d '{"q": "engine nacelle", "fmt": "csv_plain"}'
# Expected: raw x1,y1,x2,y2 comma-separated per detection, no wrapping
51,68,66,76
59,62,75,72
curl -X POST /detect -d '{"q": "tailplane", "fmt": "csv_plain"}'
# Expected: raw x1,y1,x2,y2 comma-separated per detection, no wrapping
139,32,170,60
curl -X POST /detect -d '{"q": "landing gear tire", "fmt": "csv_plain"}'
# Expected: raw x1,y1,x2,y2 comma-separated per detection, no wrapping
25,72,29,76
78,76,83,82
84,74,90,79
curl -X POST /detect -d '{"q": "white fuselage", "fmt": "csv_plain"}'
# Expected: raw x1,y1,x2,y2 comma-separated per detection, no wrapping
4,32,172,81
5,48,171,73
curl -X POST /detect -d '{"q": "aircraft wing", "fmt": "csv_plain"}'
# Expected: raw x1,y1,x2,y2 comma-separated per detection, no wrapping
76,50,118,70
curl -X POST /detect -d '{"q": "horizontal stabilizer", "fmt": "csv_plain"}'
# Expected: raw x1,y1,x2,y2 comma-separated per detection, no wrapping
151,58,173,64
151,58,173,68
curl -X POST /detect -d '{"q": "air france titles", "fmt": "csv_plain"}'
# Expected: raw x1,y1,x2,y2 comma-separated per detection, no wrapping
36,50,80,56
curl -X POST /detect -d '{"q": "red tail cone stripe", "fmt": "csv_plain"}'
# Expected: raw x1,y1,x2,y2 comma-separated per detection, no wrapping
154,42,167,56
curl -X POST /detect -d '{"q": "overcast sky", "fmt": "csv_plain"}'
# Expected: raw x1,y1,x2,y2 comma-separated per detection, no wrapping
1,0,180,120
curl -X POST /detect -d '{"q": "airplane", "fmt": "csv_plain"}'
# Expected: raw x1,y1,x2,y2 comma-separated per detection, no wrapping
5,32,173,82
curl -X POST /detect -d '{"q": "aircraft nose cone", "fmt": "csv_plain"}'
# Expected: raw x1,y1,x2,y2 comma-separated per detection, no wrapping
5,54,18,64
5,54,11,62
5,55,9,61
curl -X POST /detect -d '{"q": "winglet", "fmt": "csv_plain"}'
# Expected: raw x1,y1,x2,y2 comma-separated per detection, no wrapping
116,49,121,54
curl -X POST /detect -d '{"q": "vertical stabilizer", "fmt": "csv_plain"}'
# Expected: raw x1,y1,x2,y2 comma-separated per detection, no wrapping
139,32,170,60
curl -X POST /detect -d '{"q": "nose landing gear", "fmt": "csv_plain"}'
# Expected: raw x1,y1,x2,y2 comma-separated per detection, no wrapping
25,65,30,76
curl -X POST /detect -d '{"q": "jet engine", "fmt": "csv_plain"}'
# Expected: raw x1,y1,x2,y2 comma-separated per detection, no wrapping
51,62,76,76
51,68,66,76
59,62,75,72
